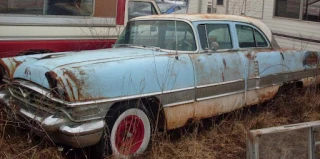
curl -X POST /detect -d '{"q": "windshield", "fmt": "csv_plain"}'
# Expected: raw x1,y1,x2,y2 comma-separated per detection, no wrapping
116,20,197,51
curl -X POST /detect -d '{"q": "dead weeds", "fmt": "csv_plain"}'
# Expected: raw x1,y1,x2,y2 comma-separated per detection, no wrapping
1,86,320,159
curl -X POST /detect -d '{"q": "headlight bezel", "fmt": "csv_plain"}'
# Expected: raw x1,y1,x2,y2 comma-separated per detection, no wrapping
45,72,67,100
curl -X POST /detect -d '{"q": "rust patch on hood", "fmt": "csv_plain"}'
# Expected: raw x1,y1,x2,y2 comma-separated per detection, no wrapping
61,68,92,101
0,58,23,79
46,70,72,101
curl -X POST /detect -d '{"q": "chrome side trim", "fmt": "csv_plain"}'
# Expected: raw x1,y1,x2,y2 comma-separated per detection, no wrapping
196,91,244,101
10,79,196,107
163,87,194,93
8,68,320,108
196,79,244,88
163,100,195,107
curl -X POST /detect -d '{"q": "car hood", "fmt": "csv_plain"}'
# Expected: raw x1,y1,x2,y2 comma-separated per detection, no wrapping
32,48,166,70
1,47,166,90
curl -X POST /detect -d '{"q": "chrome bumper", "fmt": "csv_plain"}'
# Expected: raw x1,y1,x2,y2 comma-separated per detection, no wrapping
0,90,105,148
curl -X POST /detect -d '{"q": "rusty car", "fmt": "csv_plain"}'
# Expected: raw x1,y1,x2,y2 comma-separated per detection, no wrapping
0,14,320,158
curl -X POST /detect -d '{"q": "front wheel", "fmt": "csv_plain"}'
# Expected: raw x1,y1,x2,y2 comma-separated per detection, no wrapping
110,107,151,157
92,102,152,158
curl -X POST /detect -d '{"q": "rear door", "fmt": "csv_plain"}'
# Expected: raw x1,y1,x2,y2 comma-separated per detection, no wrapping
190,21,246,118
234,23,282,105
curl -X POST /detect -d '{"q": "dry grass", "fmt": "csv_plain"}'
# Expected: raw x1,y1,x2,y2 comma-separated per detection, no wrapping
1,86,320,159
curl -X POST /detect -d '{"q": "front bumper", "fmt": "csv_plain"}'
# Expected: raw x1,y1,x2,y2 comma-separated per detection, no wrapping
0,90,105,148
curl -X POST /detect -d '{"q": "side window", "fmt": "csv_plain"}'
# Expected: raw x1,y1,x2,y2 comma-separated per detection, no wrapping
198,24,233,50
236,24,269,48
118,20,196,51
254,30,268,47
236,25,255,48
164,21,196,51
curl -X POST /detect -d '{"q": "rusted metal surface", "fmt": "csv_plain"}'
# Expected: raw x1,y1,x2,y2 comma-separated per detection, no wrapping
246,86,280,106
0,58,23,79
303,51,319,66
164,93,244,130
301,76,320,87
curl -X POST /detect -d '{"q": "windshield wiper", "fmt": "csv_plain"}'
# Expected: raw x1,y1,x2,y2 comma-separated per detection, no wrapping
140,45,162,51
113,44,162,51
113,44,133,48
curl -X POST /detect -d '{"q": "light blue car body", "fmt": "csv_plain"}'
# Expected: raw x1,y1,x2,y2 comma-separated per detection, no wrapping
0,14,319,148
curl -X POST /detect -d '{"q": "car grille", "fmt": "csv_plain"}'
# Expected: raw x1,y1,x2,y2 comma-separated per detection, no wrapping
8,84,64,114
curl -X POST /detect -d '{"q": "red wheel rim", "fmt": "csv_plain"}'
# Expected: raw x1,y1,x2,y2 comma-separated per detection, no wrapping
115,115,145,155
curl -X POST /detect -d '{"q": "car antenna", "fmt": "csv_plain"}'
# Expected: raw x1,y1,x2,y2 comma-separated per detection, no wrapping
174,0,179,60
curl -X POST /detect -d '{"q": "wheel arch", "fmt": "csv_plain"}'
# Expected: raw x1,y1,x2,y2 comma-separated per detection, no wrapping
106,96,165,131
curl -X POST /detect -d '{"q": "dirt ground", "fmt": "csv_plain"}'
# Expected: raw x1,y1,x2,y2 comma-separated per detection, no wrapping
1,86,320,159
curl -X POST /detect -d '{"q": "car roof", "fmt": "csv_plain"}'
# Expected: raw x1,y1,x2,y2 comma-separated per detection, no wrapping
132,14,273,43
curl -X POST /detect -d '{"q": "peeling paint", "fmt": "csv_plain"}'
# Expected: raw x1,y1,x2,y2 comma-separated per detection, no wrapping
301,76,320,87
0,58,23,79
164,93,245,130
246,86,280,106
303,52,318,66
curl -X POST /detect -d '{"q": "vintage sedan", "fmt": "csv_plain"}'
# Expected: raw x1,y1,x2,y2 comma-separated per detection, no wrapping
0,14,319,158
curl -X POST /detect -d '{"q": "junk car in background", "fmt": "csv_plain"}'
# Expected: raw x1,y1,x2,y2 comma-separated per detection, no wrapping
156,2,186,14
0,0,160,58
0,14,320,158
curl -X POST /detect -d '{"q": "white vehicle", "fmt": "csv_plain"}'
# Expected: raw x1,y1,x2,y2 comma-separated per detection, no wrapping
0,0,160,57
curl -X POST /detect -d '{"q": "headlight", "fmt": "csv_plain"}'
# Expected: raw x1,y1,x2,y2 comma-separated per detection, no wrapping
45,72,67,100
67,105,103,121
55,82,66,100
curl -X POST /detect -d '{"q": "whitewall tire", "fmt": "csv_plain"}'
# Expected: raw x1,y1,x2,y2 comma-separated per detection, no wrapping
110,108,151,158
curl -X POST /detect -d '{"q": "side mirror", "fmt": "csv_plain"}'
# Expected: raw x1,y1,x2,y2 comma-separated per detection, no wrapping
210,42,219,51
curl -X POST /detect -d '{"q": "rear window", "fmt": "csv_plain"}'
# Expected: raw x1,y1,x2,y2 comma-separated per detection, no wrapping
236,24,268,48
